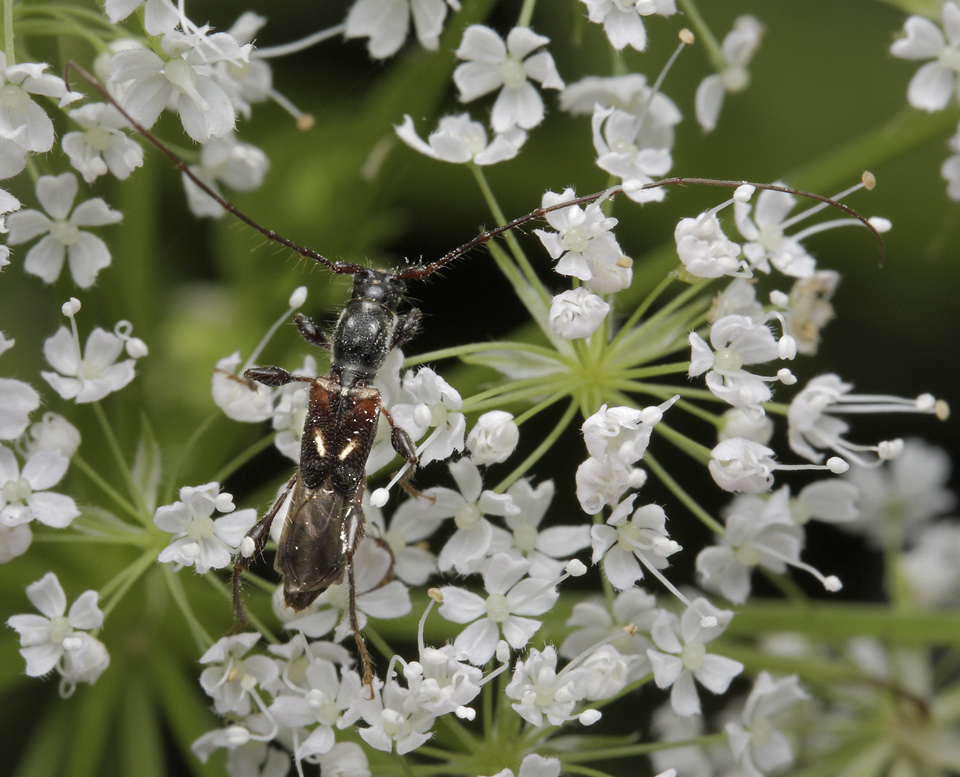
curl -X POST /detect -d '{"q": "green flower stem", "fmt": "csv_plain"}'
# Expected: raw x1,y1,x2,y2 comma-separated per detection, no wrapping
671,396,723,427
645,451,725,535
495,398,579,493
463,381,574,414
725,600,960,646
517,0,539,28
512,388,569,426
71,453,142,523
564,764,618,777
7,19,104,51
677,0,723,68
651,421,714,465
98,548,158,619
92,400,150,523
562,732,729,763
361,624,396,665
436,710,482,754
212,430,279,486
616,361,693,380
2,0,13,62
208,575,280,646
162,564,214,653
471,164,552,312
409,339,565,367
609,272,677,348
166,409,219,505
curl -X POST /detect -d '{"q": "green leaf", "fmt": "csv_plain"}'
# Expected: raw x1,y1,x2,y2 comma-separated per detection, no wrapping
120,671,165,777
132,414,162,515
12,696,70,777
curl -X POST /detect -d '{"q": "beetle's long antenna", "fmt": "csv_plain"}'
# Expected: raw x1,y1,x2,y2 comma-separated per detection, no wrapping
396,176,884,281
63,62,366,276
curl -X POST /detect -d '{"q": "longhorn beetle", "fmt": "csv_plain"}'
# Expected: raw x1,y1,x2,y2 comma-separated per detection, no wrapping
66,63,883,690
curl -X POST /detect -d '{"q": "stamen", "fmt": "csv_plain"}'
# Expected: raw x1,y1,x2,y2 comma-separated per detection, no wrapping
635,30,692,135
244,286,308,370
254,24,347,58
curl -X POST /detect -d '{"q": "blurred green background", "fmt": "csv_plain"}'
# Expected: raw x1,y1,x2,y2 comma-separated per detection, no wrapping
0,0,957,775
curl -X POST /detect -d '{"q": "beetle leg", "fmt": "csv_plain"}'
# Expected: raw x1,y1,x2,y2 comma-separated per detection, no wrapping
232,473,298,624
347,555,376,698
244,366,314,387
391,308,421,349
294,313,331,350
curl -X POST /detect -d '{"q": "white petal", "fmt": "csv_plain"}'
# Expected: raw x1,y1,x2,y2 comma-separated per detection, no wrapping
67,590,104,630
23,236,67,284
26,572,67,618
907,61,955,111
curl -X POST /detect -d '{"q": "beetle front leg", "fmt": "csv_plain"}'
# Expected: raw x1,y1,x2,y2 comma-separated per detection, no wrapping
244,366,314,387
232,473,297,624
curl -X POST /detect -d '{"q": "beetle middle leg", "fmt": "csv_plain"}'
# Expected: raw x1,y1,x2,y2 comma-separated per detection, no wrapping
232,473,298,624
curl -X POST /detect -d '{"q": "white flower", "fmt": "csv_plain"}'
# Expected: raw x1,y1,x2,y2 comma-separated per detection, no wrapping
782,270,840,355
719,407,774,445
840,438,955,547
724,673,809,777
453,25,565,132
709,437,777,494
696,16,764,131
426,458,519,574
483,754,562,777
575,456,645,514
110,29,247,143
591,496,679,590
391,366,465,465
198,633,280,716
674,212,747,278
646,598,743,716
0,52,80,153
592,105,673,202
346,0,461,59
367,496,442,585
0,446,79,529
549,288,610,339
0,521,32,562
559,589,657,674
357,677,436,754
582,398,675,469
396,113,527,165
0,375,40,441
467,410,520,465
787,375,937,467
403,644,483,717
212,351,276,423
103,0,179,36
6,173,122,288
438,553,558,665
41,317,142,403
534,188,629,292
734,186,817,278
182,134,270,218
7,572,107,682
580,0,675,52
791,479,859,525
891,1,960,111
696,488,804,603
505,645,585,725
268,658,364,759
902,521,960,607
688,315,784,417
62,103,145,183
561,74,682,148
493,479,591,578
154,483,257,574
214,13,275,119
0,186,21,236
